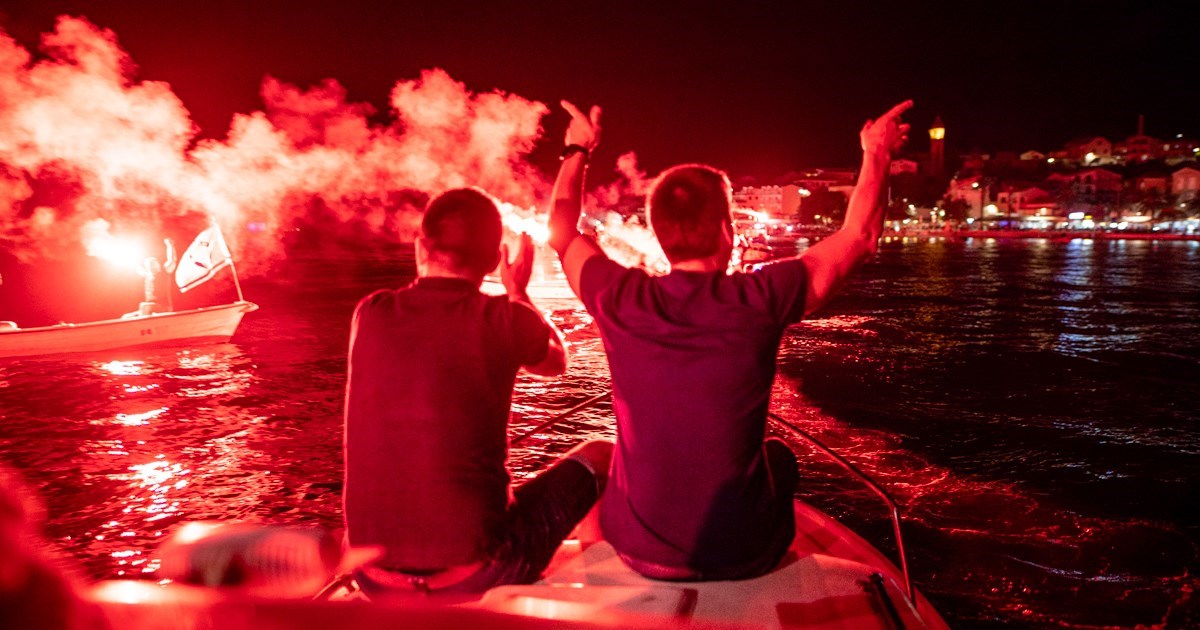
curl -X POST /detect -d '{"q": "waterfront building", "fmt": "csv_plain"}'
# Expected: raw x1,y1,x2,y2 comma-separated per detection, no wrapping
1174,166,1200,201
780,185,806,220
733,185,784,214
1114,115,1163,163
1132,173,1169,195
995,186,1057,216
1164,135,1200,164
732,184,807,221
946,176,993,222
1064,136,1113,165
1115,135,1162,163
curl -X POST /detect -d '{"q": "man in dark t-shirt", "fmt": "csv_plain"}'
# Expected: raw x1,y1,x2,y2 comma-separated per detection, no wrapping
548,100,912,580
344,188,612,594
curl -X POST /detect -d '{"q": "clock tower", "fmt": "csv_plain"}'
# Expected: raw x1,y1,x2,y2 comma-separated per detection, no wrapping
929,116,945,178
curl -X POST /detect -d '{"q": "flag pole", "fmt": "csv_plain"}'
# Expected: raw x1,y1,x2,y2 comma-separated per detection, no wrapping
214,222,245,303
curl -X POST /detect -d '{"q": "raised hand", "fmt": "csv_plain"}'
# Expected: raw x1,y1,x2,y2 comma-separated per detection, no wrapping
860,100,913,159
500,232,535,298
561,100,602,152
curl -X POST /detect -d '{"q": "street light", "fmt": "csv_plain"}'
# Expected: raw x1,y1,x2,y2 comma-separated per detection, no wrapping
972,181,986,226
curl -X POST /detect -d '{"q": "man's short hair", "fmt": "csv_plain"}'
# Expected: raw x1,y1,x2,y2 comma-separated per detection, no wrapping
421,188,503,277
646,165,733,264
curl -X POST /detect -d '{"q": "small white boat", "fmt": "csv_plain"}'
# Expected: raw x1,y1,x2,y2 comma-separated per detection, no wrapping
0,301,259,359
1,223,258,360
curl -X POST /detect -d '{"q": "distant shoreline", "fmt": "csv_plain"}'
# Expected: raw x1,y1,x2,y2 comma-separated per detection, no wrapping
874,229,1200,242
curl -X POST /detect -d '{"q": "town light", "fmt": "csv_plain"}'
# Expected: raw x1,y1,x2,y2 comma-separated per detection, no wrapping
929,125,945,141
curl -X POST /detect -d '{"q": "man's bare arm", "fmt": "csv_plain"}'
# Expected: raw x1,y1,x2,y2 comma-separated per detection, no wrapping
800,100,912,317
501,232,567,377
548,100,606,298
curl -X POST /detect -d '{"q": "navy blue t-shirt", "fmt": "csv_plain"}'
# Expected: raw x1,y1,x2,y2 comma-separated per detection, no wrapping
343,277,551,570
580,252,807,573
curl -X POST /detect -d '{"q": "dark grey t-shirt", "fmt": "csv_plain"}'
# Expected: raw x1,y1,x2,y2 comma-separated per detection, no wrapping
343,277,550,570
580,252,807,573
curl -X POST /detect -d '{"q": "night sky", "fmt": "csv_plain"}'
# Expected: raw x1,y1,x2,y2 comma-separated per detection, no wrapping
1,1,1197,180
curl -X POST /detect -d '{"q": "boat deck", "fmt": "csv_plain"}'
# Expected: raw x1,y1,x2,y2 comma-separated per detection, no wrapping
477,501,945,629
89,501,946,629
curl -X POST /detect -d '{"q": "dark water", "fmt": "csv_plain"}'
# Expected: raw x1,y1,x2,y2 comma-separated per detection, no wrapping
2,237,1198,628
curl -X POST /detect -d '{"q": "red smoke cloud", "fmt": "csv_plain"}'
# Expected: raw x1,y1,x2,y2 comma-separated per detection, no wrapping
0,16,552,272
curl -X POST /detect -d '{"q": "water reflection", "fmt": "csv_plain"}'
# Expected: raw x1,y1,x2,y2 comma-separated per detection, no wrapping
2,241,1198,627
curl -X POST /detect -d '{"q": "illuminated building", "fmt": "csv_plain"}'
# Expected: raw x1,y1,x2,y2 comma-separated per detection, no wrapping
1174,166,1200,201
733,184,809,221
1113,116,1162,163
733,185,784,214
1064,136,1113,164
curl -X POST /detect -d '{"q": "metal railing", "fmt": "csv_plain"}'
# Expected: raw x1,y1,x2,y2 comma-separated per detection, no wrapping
768,411,915,602
510,390,612,446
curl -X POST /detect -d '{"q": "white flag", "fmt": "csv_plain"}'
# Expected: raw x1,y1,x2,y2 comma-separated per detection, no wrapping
175,226,232,293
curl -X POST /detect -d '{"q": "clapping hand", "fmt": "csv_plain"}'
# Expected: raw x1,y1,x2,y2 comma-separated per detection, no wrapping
501,232,535,298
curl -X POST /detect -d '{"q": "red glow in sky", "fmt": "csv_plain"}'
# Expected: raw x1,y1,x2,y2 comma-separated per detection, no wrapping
2,2,1196,179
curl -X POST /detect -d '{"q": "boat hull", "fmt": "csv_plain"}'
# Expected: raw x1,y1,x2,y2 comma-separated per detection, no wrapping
0,301,259,359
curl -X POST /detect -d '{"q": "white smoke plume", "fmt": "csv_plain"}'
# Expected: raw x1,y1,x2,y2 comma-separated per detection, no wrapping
0,16,550,271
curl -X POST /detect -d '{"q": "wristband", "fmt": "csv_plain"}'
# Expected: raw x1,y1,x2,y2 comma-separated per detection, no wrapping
560,144,589,161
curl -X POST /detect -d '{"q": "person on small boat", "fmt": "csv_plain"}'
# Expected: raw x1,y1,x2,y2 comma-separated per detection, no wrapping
343,188,612,595
548,100,911,580
135,239,176,314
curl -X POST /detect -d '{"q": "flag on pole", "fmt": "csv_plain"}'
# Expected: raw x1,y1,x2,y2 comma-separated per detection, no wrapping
175,225,232,293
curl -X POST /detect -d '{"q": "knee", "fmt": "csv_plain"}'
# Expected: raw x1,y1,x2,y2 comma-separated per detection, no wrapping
765,437,797,464
565,440,613,489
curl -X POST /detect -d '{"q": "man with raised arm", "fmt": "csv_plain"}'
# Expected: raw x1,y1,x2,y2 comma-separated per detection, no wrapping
548,100,911,580
343,188,612,595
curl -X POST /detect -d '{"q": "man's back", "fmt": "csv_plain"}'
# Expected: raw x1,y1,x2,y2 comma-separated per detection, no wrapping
343,278,550,570
578,255,807,575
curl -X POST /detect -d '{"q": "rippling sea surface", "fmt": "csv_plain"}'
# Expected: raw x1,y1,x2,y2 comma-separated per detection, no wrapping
2,236,1198,628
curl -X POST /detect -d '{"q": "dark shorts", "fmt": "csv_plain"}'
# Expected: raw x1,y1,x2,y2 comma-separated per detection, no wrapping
356,455,601,596
618,438,799,581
